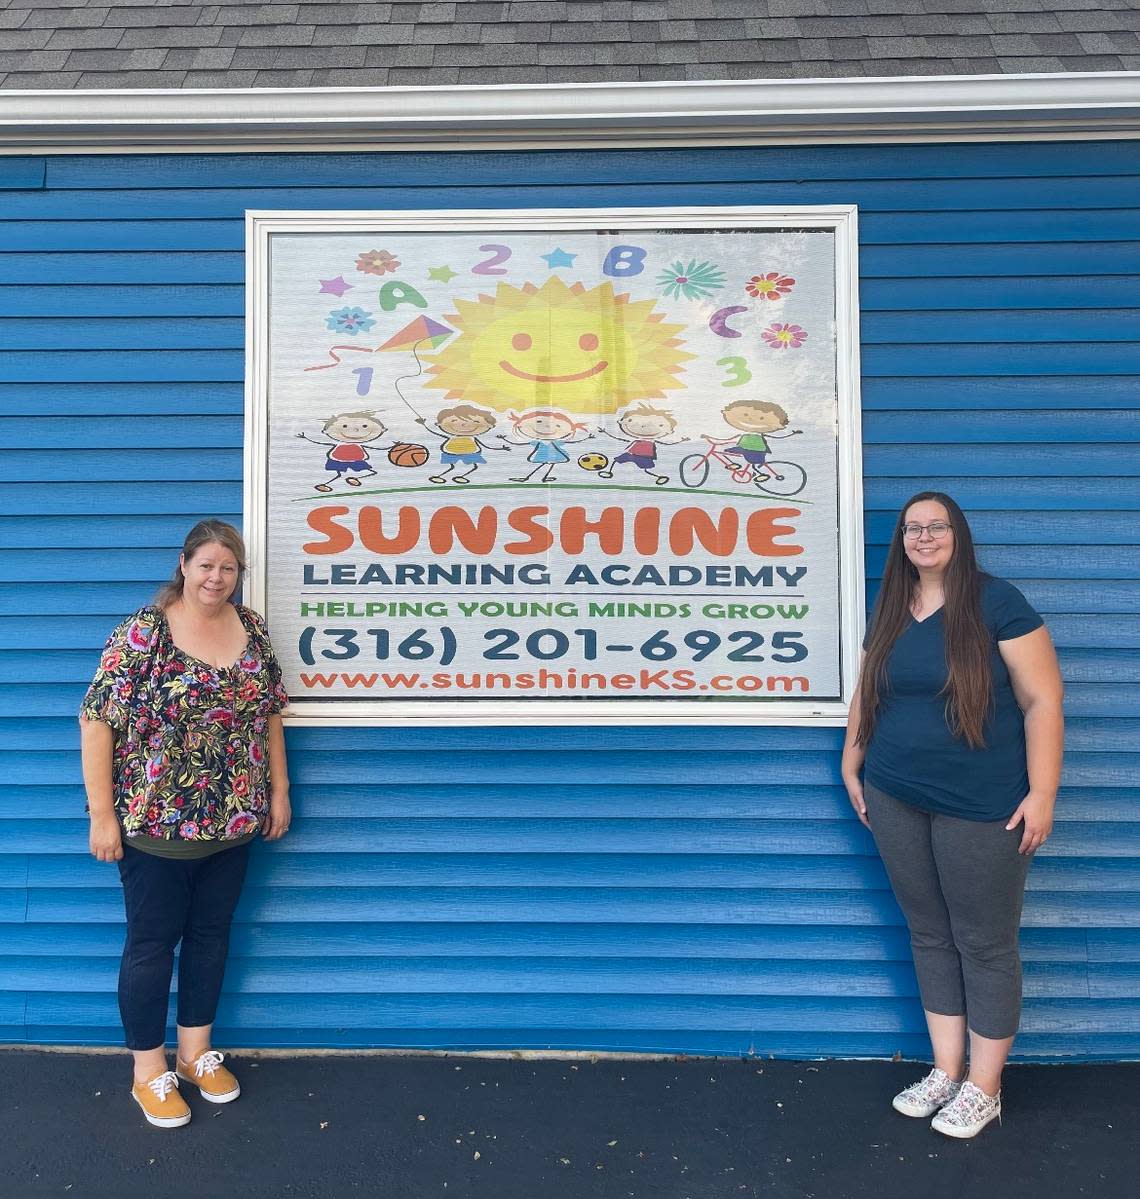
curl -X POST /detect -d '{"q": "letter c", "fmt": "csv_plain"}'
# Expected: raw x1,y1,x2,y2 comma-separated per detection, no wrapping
709,305,748,338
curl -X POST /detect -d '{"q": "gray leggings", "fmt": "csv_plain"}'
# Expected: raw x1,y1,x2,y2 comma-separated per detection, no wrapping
864,783,1033,1040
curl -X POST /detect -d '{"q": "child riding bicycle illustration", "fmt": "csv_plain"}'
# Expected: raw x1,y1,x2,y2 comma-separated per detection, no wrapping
679,399,806,496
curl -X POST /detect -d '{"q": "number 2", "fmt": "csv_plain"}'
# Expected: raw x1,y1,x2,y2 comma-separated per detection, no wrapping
473,244,512,275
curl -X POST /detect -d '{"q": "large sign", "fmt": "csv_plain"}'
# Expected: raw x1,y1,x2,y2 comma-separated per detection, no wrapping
245,208,864,724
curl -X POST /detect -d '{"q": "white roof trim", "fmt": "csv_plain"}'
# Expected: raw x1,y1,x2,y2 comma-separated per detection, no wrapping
2,72,1140,153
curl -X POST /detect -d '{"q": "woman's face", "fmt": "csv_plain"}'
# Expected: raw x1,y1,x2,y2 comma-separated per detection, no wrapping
902,499,954,575
181,541,240,608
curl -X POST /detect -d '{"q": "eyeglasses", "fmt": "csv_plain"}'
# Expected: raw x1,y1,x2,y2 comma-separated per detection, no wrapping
902,521,952,540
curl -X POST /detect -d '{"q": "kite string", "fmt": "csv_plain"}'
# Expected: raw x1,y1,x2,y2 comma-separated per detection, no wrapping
392,337,432,421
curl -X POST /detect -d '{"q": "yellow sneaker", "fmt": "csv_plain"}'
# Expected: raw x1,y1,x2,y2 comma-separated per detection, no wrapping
176,1050,241,1104
131,1070,191,1128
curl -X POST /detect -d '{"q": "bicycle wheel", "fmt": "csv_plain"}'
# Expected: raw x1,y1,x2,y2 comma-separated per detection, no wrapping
679,454,711,489
755,461,807,497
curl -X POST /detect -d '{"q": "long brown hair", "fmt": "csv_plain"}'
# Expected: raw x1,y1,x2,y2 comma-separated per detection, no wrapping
155,520,247,610
857,492,993,749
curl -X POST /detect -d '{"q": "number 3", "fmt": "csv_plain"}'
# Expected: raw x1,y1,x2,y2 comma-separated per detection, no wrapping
717,356,752,387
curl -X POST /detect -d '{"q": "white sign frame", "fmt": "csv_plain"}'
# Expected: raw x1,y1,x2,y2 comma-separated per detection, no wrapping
244,206,865,726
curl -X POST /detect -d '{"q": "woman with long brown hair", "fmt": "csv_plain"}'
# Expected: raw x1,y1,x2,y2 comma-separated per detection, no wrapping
842,492,1063,1139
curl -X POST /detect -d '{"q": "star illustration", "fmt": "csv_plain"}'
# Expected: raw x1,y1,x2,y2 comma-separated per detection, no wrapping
541,248,577,269
318,276,354,297
427,265,459,283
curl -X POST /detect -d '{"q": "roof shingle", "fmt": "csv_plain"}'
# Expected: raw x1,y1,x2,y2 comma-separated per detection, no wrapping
1,0,1136,89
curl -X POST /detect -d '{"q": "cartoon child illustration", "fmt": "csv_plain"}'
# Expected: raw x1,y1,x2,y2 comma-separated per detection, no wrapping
718,399,801,485
498,409,593,484
414,404,508,485
296,410,391,493
596,403,687,486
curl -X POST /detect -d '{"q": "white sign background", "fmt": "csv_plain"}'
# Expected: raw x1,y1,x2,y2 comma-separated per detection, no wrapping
245,208,865,726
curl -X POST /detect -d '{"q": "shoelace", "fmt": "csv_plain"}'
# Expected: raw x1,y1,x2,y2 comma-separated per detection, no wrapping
192,1050,225,1078
904,1069,955,1101
147,1070,180,1101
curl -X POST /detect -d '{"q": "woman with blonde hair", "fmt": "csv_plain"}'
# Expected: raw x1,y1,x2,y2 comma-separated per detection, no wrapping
80,520,290,1128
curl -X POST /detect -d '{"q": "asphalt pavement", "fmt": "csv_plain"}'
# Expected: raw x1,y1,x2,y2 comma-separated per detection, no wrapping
3,1050,1137,1199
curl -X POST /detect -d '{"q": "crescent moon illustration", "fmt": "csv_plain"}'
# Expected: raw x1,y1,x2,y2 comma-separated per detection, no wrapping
709,305,748,338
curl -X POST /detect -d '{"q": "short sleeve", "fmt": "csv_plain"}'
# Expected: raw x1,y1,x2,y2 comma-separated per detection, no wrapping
241,607,289,714
263,643,288,714
78,608,160,731
984,577,1044,642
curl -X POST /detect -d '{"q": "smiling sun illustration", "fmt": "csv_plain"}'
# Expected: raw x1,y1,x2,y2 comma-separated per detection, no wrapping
424,277,694,415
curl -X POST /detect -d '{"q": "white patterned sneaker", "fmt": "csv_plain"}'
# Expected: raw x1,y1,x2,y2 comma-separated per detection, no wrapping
892,1068,962,1118
931,1081,1001,1139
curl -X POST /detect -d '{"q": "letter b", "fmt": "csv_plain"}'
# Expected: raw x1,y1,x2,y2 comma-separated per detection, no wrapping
602,245,646,278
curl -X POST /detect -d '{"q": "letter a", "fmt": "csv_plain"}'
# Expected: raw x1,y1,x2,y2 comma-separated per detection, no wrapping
378,281,428,312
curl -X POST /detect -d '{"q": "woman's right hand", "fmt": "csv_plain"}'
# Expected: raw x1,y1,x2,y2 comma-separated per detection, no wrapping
842,656,870,830
844,776,870,829
89,812,123,862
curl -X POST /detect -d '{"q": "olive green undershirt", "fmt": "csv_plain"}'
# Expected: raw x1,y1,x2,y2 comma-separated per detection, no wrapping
125,831,258,860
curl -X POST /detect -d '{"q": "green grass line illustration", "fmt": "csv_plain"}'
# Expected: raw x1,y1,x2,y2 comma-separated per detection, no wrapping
292,483,812,506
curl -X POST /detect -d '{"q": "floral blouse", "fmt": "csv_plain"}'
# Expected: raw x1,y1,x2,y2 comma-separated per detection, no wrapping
80,605,288,842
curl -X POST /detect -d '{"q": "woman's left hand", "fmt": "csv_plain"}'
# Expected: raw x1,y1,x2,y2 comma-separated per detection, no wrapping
1006,791,1054,855
263,792,292,841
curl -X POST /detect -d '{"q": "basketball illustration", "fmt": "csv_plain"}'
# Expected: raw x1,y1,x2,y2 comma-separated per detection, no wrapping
388,442,429,468
578,452,609,472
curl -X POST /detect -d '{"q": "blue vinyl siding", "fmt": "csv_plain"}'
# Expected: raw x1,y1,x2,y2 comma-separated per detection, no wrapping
1,140,1137,1058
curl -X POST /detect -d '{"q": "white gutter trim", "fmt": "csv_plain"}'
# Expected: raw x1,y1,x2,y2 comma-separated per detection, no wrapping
2,72,1140,153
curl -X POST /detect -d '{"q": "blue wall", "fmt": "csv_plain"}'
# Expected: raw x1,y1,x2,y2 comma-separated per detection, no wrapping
1,141,1137,1058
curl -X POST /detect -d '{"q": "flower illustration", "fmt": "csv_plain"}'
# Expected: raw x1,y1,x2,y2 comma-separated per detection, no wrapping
325,306,376,336
249,741,265,766
225,812,259,838
746,272,795,300
100,649,122,672
655,258,727,301
179,821,199,839
127,621,153,652
232,772,251,798
356,248,400,275
145,756,167,783
762,322,808,350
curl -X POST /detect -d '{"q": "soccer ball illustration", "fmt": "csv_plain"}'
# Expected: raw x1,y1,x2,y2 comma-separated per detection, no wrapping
578,453,609,472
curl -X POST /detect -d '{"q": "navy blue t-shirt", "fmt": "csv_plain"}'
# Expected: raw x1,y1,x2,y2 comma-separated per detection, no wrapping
863,576,1044,822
